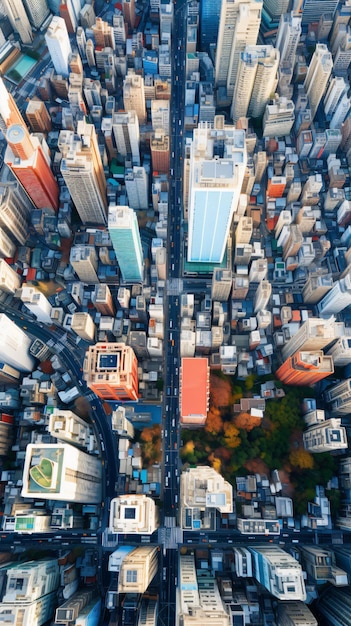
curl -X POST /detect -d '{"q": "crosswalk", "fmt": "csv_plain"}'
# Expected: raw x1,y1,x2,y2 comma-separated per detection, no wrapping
158,523,183,549
167,278,183,295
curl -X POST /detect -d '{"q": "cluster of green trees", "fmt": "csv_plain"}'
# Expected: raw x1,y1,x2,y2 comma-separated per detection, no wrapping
180,373,338,515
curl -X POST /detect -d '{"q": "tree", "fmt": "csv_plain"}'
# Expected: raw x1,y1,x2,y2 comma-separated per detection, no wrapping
210,373,232,407
245,374,256,391
289,449,314,470
204,407,223,435
208,452,221,473
223,422,241,449
234,411,261,432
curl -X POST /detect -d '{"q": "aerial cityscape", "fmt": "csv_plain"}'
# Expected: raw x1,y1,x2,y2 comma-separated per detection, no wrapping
3,0,351,624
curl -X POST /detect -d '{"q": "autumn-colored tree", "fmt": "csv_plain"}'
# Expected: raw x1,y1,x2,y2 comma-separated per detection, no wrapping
208,452,222,473
140,427,153,443
210,373,232,408
289,448,314,470
204,407,224,435
223,422,241,448
181,440,195,456
234,411,261,432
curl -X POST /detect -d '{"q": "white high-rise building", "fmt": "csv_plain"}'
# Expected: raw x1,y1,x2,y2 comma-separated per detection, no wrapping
327,336,351,366
324,378,351,415
249,545,306,601
125,166,149,210
282,316,336,360
254,280,271,312
45,16,72,78
215,0,262,96
231,45,279,121
324,76,347,117
2,559,60,603
112,111,140,166
318,275,351,316
48,409,97,452
20,286,52,323
330,93,351,129
303,418,348,453
21,443,102,503
304,44,333,120
180,466,233,531
275,12,301,67
263,96,295,138
186,119,247,264
109,495,159,534
2,0,33,43
0,313,35,372
151,100,170,134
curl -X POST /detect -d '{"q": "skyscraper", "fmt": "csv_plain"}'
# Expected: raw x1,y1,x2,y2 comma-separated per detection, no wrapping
59,122,107,225
231,45,279,122
112,110,140,165
317,586,351,626
249,545,306,600
318,274,351,316
2,0,33,44
5,125,59,212
200,0,222,51
0,178,32,245
0,77,28,131
0,314,35,372
215,0,262,96
304,44,333,120
281,317,336,360
108,205,144,283
303,418,348,452
123,72,146,124
118,546,158,593
45,16,72,78
21,443,102,503
186,119,247,264
275,12,301,67
23,0,50,28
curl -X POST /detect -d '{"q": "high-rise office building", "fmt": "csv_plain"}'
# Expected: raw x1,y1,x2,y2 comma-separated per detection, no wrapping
299,0,339,25
200,0,222,51
123,72,146,124
71,312,96,342
91,283,115,316
327,336,351,366
59,0,77,33
186,119,247,264
70,245,99,283
112,111,140,166
276,12,301,67
2,0,33,44
215,0,262,96
249,545,306,600
93,16,115,48
48,409,97,452
276,351,334,385
5,125,59,212
125,166,148,210
231,45,279,122
324,378,351,415
316,586,351,626
108,205,144,283
109,495,159,534
59,122,107,225
45,16,72,77
2,559,60,604
122,0,136,29
20,286,52,323
0,179,32,245
23,0,50,29
303,418,348,452
117,546,158,593
281,317,335,360
21,443,102,503
318,274,351,316
151,100,170,134
304,44,333,120
0,314,35,372
275,601,317,626
262,96,295,138
25,100,52,134
83,342,139,401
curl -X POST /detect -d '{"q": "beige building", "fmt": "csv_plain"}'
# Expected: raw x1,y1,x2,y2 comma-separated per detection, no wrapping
282,316,336,360
123,71,146,124
70,245,99,284
304,43,333,120
303,418,348,453
118,546,158,593
180,466,233,531
83,342,139,401
48,409,98,453
0,258,21,293
71,312,96,341
109,495,159,534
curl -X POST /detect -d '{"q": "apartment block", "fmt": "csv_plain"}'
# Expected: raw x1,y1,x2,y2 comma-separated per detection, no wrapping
276,351,334,386
118,546,158,593
249,545,306,601
48,409,97,452
109,495,159,534
303,418,348,453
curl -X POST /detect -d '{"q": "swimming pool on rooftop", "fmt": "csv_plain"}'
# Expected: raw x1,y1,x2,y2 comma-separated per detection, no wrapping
6,54,37,84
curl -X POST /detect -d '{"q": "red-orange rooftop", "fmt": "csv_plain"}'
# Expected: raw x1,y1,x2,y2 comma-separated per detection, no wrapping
180,357,209,419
